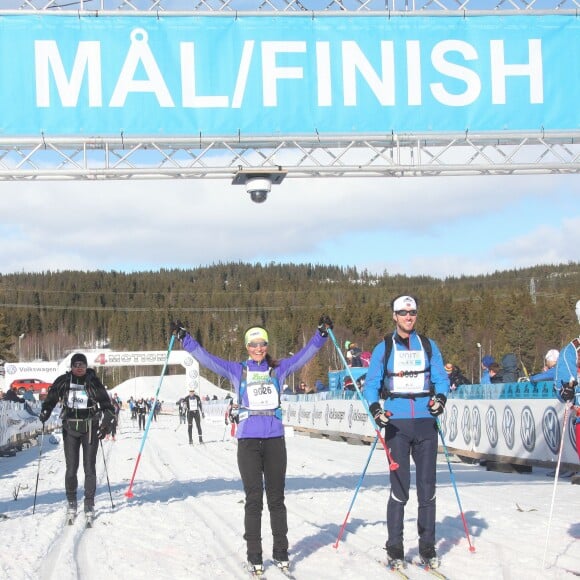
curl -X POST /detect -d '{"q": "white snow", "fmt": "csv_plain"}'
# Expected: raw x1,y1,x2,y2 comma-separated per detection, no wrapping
1,375,578,580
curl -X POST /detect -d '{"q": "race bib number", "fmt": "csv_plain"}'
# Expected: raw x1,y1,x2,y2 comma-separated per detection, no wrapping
391,349,426,394
245,370,278,410
189,397,199,411
67,384,89,409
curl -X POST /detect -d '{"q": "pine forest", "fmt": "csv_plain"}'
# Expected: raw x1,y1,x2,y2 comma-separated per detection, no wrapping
0,262,578,390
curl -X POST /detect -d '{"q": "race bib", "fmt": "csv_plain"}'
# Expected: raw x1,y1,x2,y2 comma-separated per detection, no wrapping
245,369,278,410
67,383,89,409
189,397,199,411
391,348,426,394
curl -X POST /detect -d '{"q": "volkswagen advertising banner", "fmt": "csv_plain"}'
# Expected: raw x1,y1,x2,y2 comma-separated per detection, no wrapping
282,397,579,467
0,13,577,136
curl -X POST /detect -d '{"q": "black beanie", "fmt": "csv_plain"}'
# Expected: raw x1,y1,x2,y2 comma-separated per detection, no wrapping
71,353,88,366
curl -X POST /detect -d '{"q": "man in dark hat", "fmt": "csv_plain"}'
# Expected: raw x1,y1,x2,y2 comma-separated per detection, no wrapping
38,352,116,526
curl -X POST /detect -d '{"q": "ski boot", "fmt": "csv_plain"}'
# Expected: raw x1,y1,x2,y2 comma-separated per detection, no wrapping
386,543,405,571
247,554,264,577
419,544,440,569
85,509,95,529
65,502,77,526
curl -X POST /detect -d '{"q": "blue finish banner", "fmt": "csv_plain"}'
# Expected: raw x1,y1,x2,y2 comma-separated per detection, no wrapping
1,14,578,136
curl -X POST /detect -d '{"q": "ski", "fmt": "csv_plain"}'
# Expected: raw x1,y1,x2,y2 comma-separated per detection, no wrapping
85,513,95,529
411,560,449,580
377,559,410,578
245,562,267,578
272,562,295,580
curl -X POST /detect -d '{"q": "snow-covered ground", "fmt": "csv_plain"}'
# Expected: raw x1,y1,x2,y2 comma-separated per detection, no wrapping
1,377,578,580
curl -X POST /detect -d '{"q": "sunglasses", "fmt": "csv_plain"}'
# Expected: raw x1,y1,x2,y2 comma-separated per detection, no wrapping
72,362,87,368
247,341,268,348
395,309,418,317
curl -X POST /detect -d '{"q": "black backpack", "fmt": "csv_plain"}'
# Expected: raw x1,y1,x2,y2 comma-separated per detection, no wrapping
380,333,433,399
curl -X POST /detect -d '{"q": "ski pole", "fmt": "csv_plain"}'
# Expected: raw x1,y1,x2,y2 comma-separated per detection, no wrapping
436,417,476,552
333,433,379,549
125,334,176,498
327,328,399,470
100,440,114,509
542,402,571,568
32,425,45,515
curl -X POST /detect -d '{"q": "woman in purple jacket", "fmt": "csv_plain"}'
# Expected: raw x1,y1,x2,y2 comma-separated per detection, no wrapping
171,315,333,576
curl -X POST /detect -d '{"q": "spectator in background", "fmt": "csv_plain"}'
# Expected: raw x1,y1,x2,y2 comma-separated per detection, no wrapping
303,382,317,395
481,355,495,384
530,349,559,383
346,342,363,367
297,382,307,394
489,362,504,384
4,385,25,404
444,363,470,390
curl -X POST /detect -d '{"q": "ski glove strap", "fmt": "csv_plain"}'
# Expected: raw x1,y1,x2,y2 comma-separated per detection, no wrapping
560,380,577,402
428,394,447,417
370,402,392,428
38,408,51,423
317,314,333,337
170,320,187,341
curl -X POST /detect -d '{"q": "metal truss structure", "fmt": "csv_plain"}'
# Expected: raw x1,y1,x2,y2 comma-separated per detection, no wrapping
3,0,579,182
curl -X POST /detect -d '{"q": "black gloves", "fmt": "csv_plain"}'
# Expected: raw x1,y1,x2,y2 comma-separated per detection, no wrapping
38,408,50,423
317,315,334,337
370,402,392,428
170,320,187,341
98,413,116,440
428,394,447,417
97,420,115,440
560,380,577,402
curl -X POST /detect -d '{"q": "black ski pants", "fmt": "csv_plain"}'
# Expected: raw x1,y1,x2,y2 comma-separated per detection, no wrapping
138,413,146,430
62,421,99,510
187,411,203,442
237,437,288,561
384,418,439,549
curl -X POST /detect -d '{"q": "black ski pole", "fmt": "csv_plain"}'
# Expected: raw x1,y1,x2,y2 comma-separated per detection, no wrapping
100,440,114,508
32,425,45,514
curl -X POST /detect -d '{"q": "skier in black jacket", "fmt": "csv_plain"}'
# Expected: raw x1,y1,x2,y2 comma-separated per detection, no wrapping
184,388,204,444
38,353,116,522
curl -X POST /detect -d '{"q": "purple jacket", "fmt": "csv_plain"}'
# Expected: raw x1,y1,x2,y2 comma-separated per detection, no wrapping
181,331,327,439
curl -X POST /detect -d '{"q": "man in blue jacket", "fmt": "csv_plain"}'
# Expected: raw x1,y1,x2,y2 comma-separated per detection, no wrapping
364,295,449,570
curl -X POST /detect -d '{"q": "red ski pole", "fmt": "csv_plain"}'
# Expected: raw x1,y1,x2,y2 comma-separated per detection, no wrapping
327,328,398,470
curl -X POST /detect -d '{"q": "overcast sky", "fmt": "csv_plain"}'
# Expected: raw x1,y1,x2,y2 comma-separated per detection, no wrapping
0,172,576,279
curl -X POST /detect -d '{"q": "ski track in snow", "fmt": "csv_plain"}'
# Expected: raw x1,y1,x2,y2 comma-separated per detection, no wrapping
0,410,578,580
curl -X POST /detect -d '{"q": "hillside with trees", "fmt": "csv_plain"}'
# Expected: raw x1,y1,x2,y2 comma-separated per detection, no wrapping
0,262,578,390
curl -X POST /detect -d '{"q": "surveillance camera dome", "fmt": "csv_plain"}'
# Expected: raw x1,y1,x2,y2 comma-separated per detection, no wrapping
246,177,271,204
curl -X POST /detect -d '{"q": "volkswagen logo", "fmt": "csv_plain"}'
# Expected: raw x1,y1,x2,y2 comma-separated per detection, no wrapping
542,406,561,455
486,406,498,448
503,407,516,450
520,406,536,452
439,413,448,438
472,407,482,447
461,407,472,445
449,405,459,442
